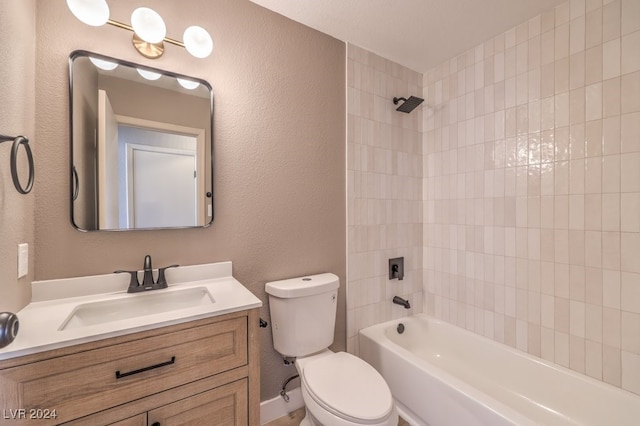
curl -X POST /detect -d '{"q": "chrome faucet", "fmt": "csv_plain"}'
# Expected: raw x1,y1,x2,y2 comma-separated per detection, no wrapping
115,255,179,293
393,296,411,309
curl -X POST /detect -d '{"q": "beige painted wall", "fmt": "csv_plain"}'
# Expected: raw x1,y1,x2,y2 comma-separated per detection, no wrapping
34,0,345,400
0,1,36,313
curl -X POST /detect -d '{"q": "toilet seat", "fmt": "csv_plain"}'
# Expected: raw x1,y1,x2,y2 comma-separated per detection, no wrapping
301,352,394,424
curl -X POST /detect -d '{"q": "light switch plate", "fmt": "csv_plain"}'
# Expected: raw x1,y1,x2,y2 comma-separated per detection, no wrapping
18,243,28,279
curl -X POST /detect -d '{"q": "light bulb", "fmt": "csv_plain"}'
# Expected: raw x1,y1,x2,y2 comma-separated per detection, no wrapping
177,78,200,90
66,0,109,26
137,69,162,81
183,26,213,59
131,7,166,44
89,57,118,71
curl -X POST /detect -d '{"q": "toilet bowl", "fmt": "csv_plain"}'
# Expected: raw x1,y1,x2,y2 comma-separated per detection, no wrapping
265,273,398,426
296,350,397,426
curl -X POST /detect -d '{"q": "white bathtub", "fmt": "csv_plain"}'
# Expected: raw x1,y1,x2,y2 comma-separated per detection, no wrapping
359,314,640,426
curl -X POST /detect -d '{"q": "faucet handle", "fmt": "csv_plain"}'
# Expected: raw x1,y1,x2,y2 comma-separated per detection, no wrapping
114,270,139,292
156,264,179,288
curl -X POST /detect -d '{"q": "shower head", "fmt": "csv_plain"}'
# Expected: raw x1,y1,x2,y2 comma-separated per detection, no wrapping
393,96,424,113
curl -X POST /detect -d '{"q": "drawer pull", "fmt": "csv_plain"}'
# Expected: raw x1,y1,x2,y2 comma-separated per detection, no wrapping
115,356,176,379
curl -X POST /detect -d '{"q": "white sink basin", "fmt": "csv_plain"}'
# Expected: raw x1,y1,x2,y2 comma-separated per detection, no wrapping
59,287,214,330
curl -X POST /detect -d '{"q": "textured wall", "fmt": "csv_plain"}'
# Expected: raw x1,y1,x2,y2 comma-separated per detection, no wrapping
346,44,423,354
0,1,36,312
34,0,345,400
424,0,640,395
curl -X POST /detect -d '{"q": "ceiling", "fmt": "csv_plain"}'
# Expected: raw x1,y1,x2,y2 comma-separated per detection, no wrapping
249,0,567,72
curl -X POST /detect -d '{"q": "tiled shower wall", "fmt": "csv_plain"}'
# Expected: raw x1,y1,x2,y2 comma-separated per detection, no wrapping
423,0,640,394
346,44,423,353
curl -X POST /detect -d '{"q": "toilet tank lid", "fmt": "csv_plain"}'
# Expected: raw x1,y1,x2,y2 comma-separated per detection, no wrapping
265,273,339,298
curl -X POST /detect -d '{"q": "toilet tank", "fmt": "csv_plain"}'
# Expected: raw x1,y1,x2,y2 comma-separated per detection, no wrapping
265,273,339,358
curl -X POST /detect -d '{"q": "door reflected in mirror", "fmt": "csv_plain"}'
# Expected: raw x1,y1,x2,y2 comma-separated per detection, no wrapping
69,50,213,231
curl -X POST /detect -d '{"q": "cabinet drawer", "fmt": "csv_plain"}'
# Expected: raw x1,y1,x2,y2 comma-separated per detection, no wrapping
0,317,247,424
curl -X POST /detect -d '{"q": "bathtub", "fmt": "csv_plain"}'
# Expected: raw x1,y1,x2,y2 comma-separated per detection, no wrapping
359,314,640,426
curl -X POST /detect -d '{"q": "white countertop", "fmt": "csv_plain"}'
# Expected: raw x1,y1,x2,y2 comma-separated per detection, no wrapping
0,261,262,361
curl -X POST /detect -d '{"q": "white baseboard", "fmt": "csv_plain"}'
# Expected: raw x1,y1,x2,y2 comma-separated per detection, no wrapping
260,387,304,425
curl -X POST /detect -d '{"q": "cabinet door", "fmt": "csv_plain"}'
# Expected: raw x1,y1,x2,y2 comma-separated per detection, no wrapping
148,379,247,426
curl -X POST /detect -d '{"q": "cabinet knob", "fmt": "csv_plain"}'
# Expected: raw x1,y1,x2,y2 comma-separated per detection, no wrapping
151,422,161,426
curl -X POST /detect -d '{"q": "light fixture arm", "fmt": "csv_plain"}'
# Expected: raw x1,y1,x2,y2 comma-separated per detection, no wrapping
106,19,185,48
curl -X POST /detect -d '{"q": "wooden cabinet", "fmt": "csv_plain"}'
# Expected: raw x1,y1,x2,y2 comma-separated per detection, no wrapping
0,309,260,426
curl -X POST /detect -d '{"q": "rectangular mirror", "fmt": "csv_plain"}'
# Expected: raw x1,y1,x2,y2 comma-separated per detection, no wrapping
69,50,213,231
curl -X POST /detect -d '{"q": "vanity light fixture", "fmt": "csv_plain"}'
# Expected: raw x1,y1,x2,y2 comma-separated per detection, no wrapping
66,0,213,60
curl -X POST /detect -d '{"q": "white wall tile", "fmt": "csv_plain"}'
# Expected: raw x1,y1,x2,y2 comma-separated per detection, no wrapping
347,44,423,351
621,351,640,393
421,0,640,396
603,38,621,79
603,1,622,42
621,31,640,73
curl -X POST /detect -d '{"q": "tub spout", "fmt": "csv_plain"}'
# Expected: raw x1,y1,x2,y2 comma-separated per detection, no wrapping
393,296,411,309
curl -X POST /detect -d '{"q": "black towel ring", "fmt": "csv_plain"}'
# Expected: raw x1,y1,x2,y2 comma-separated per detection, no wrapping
0,134,35,194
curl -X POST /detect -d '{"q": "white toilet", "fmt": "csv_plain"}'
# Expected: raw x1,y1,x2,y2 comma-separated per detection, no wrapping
266,273,398,426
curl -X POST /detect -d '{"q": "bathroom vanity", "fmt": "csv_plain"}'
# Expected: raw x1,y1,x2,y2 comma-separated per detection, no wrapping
0,262,261,425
